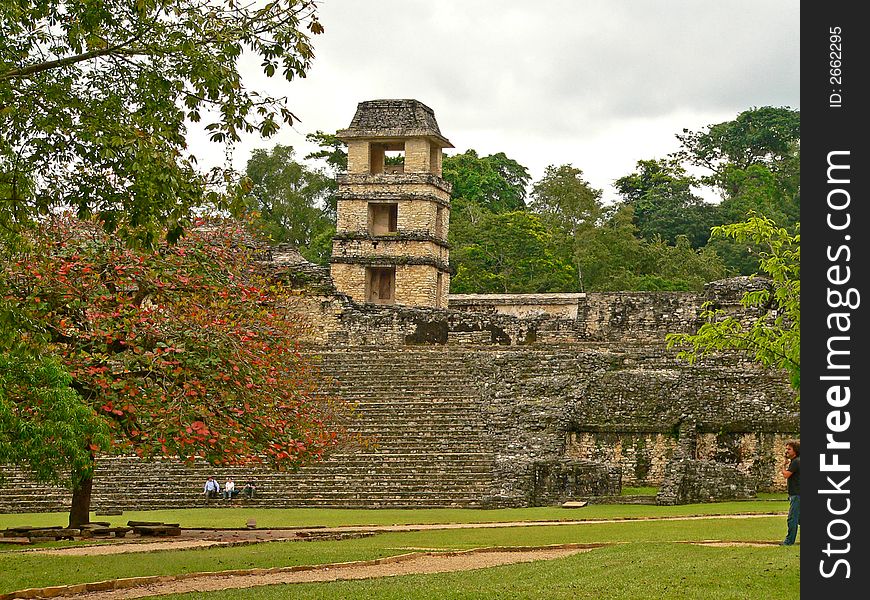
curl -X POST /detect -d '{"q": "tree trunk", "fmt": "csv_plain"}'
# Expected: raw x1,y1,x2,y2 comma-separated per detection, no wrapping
68,470,93,528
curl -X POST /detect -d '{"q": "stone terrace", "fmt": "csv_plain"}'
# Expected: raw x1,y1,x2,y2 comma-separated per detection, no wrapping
0,348,495,513
0,279,798,512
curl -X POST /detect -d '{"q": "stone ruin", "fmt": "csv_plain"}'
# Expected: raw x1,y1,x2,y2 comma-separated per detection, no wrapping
0,101,798,513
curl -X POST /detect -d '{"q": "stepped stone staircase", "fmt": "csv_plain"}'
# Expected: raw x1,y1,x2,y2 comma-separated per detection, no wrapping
0,348,497,513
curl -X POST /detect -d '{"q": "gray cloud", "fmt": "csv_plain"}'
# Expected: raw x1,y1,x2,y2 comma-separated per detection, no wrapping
191,0,799,196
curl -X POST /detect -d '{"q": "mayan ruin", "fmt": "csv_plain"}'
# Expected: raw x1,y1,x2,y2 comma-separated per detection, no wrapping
0,100,799,515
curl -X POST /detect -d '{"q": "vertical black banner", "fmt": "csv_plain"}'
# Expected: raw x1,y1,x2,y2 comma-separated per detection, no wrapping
802,1,868,596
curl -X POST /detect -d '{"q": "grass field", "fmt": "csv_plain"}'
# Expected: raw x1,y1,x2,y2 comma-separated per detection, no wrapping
160,542,799,600
0,497,787,530
0,503,798,599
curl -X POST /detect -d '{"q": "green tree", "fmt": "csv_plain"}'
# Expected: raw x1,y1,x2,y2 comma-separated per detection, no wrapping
716,163,798,226
451,211,577,294
444,150,533,288
526,164,603,290
708,163,800,274
676,106,800,184
676,106,800,224
614,159,718,248
641,235,728,291
1,0,324,245
674,107,800,274
442,150,530,214
1,216,352,526
667,215,800,398
529,164,602,237
244,145,335,264
574,206,648,291
575,206,726,292
0,354,111,492
304,130,348,175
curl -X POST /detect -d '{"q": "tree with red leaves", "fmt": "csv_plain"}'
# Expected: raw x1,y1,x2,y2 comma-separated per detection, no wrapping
1,216,350,527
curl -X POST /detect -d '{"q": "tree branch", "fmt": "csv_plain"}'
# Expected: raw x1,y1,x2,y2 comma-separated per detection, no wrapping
0,40,145,82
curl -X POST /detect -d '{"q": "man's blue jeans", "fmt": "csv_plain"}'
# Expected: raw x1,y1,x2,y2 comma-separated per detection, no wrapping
784,494,800,545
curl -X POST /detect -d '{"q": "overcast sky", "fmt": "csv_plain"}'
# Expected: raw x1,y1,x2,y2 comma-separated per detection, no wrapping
189,0,800,203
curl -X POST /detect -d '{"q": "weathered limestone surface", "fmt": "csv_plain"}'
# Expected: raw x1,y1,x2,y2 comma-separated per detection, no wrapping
332,100,453,308
450,293,584,319
656,458,758,505
530,459,622,506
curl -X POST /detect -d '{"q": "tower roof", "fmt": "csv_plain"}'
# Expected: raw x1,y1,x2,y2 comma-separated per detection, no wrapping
337,99,453,148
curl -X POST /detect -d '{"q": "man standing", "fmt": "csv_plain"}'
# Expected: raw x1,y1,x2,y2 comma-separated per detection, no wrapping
780,440,800,545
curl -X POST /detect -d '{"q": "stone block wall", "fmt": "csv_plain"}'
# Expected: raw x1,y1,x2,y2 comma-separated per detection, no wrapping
530,459,622,506
404,137,442,175
565,432,679,487
581,292,702,341
273,278,796,506
395,264,444,307
695,432,792,493
328,264,368,306
474,345,796,507
449,293,584,319
656,458,758,505
337,173,452,199
333,238,447,263
565,430,792,492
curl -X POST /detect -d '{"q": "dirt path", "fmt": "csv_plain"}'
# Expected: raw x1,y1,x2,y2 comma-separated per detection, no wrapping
28,528,305,556
43,546,599,600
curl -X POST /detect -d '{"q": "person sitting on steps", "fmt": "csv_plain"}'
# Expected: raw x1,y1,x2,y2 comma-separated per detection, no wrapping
223,477,236,500
242,480,256,499
203,476,219,499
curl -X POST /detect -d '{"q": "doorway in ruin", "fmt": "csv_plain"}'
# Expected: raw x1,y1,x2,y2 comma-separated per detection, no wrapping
366,266,396,304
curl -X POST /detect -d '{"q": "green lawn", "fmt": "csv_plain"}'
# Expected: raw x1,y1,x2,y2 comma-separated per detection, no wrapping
0,508,797,597
161,542,799,600
0,499,787,531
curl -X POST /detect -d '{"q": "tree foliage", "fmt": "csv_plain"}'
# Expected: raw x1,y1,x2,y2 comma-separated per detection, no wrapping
529,164,602,236
1,216,352,522
614,159,717,248
575,206,726,292
451,211,576,294
676,106,800,228
442,150,530,214
244,144,335,263
0,0,324,245
304,130,347,176
667,215,800,398
609,107,801,276
444,149,534,291
0,353,110,485
676,106,800,177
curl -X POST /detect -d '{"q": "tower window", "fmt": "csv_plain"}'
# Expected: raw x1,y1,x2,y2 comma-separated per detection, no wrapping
435,206,444,238
429,142,440,174
370,142,404,174
369,203,398,235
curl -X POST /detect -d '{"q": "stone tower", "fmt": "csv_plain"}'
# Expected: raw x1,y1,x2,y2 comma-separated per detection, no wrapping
330,99,453,308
